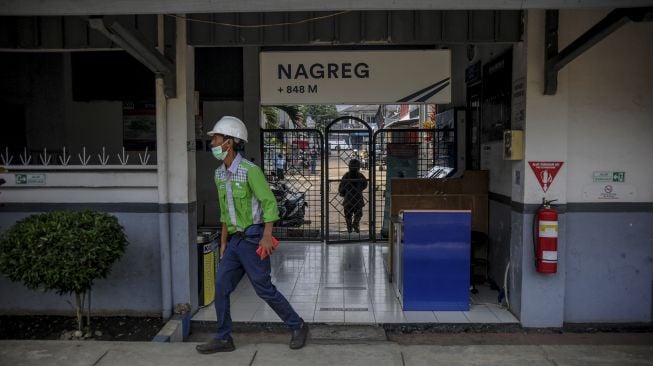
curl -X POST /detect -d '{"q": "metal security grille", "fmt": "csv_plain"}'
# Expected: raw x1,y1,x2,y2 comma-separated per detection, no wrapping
261,129,324,241
372,128,456,240
325,117,373,243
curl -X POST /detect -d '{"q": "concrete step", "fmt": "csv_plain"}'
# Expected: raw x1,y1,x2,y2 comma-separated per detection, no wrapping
309,325,388,344
188,324,389,345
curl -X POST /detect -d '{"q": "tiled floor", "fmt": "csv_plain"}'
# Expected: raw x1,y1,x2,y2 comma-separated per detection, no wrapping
193,242,518,324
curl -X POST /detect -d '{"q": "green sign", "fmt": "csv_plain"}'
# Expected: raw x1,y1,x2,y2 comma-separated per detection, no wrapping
15,173,46,185
593,171,625,183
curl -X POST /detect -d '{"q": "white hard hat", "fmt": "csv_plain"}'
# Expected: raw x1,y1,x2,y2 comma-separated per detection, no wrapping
207,116,248,142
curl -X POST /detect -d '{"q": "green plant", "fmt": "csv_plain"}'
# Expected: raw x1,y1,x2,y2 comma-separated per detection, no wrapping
262,105,304,129
0,210,128,331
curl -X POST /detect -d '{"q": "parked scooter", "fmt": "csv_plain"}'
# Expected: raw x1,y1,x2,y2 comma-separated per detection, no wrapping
269,181,307,227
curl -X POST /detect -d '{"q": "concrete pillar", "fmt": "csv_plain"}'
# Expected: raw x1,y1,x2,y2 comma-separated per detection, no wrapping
516,9,568,327
161,16,198,313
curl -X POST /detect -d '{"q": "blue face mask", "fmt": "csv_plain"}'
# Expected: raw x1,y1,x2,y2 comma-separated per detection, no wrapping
211,142,230,160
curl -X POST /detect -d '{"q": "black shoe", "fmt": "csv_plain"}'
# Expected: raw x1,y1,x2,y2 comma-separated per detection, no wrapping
289,322,309,350
196,338,235,354
353,224,360,233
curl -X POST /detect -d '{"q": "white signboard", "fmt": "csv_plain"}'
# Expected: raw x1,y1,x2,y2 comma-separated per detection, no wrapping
15,173,46,185
592,171,625,183
260,50,451,104
582,183,636,201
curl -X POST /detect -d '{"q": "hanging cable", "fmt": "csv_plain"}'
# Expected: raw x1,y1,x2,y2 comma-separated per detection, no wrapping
165,11,350,29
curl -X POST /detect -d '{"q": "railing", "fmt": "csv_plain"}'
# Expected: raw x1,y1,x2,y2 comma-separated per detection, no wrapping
1,146,156,168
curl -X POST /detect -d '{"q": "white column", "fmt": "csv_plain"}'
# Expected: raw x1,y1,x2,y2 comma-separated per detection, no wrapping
164,15,198,311
517,9,568,327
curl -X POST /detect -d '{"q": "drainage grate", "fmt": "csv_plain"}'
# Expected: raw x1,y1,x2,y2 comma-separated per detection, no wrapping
319,307,369,311
324,286,367,290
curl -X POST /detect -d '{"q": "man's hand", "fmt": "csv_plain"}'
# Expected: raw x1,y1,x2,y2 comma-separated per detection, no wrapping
220,223,228,258
258,235,275,260
220,242,228,259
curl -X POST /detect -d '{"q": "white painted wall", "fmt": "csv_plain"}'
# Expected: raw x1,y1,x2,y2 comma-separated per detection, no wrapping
0,169,157,203
561,10,653,203
522,11,569,205
516,9,653,326
523,9,653,205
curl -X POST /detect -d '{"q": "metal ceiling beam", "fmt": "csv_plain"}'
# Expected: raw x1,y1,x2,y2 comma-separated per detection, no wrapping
2,0,653,16
544,7,653,95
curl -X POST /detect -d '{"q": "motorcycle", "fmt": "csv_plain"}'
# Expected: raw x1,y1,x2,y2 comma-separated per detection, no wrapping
269,181,308,227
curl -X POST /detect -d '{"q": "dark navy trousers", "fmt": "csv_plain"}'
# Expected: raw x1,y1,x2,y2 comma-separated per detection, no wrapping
214,224,302,340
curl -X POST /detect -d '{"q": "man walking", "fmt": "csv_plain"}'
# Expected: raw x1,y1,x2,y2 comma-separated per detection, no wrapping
275,153,286,180
196,116,309,354
309,148,318,175
338,159,368,233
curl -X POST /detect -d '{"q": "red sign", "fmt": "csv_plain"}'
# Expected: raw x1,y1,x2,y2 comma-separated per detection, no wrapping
529,161,564,193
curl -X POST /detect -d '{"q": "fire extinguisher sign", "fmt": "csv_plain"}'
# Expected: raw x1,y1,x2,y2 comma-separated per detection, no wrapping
529,161,564,193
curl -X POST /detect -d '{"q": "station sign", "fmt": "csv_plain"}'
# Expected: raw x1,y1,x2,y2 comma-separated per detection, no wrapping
260,50,451,104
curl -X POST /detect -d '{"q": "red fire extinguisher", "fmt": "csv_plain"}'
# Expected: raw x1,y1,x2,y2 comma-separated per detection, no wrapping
533,198,558,273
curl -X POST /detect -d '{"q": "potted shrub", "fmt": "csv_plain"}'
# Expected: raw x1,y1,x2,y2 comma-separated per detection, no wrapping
0,210,128,334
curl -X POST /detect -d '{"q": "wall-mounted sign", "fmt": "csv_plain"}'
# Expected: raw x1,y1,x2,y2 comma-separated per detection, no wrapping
123,101,156,151
582,183,635,201
592,171,625,183
260,50,451,104
15,173,46,185
529,161,564,193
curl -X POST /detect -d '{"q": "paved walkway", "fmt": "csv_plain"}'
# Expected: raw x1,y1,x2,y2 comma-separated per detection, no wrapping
2,339,653,366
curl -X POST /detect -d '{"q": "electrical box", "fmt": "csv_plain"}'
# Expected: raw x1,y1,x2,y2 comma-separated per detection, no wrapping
503,130,523,160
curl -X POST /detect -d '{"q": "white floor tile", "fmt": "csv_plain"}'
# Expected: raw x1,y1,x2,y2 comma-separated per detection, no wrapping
344,298,372,308
193,305,216,321
228,302,262,312
345,311,375,323
289,303,317,312
374,311,406,323
235,295,264,303
372,302,403,312
464,310,501,323
251,309,283,322
230,309,256,322
290,294,318,303
316,300,345,309
433,311,470,323
192,242,520,326
488,306,519,323
404,311,437,322
314,310,345,323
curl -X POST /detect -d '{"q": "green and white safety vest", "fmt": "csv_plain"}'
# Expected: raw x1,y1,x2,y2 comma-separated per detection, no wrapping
214,154,280,234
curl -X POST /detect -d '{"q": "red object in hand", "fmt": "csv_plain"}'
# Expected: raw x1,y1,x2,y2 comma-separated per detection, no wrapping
256,236,279,260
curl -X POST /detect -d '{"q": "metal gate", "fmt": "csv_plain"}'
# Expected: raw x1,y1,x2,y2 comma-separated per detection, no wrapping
261,125,455,242
372,127,456,240
325,117,373,243
261,128,324,241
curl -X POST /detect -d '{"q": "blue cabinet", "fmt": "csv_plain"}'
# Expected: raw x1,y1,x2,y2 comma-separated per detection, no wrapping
393,210,471,311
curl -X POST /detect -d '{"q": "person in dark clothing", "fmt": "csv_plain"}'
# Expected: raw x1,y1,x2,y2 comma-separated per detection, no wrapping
309,148,318,175
338,159,368,233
